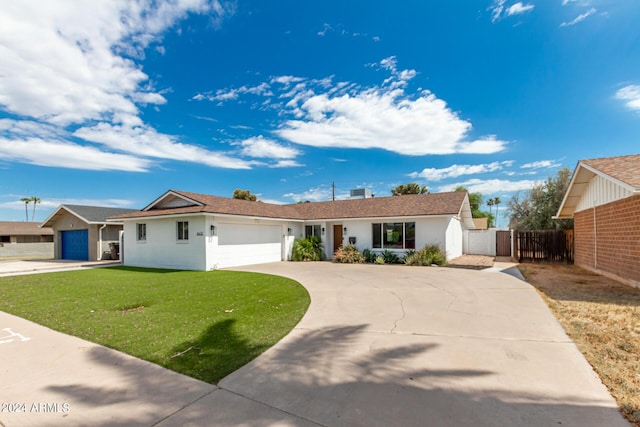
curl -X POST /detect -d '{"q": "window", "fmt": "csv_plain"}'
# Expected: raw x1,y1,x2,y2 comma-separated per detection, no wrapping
305,224,321,239
372,222,415,249
136,223,146,241
0,236,10,243
177,221,189,241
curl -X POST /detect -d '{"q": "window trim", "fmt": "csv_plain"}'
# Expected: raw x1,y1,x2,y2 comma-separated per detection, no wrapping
177,221,189,242
136,223,147,242
304,224,322,239
372,221,416,250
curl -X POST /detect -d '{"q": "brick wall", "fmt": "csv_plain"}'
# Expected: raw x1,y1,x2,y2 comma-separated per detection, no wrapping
574,194,640,287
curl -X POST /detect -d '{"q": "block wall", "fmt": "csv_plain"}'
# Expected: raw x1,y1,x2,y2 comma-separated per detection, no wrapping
574,195,640,287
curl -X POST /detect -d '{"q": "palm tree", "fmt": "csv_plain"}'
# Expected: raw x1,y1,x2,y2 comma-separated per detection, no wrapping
20,197,31,222
487,199,494,225
30,196,41,222
493,197,501,228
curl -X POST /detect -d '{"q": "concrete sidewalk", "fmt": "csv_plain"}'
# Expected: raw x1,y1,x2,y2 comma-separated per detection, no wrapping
0,259,120,277
0,262,630,426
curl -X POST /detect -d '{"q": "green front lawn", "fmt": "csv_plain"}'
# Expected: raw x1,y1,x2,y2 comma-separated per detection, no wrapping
0,266,310,383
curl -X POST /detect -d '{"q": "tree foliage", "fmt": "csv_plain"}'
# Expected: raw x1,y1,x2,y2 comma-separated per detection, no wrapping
232,189,257,201
507,167,574,230
391,183,429,195
455,186,495,226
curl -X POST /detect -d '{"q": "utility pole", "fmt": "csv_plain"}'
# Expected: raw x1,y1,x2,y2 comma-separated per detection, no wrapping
332,181,335,201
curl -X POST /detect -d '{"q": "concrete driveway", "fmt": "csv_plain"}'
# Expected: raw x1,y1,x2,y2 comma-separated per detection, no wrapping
0,262,629,426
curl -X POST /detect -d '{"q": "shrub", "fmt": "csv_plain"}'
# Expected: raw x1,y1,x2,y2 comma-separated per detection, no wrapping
362,248,377,263
381,249,400,264
402,249,416,263
291,236,325,261
375,256,385,265
404,244,446,266
333,245,365,264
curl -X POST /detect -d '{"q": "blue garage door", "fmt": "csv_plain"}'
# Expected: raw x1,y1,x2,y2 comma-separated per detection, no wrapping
61,230,89,260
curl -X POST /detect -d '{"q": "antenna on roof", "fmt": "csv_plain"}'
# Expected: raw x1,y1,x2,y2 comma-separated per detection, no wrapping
332,181,335,201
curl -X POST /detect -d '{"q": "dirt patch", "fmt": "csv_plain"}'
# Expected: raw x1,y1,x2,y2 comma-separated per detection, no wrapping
520,263,640,426
447,254,495,269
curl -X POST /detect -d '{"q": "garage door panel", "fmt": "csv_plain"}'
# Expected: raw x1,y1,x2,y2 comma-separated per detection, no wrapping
217,224,282,267
61,230,88,260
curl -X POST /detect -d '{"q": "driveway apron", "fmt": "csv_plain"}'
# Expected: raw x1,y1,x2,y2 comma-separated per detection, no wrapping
160,262,628,427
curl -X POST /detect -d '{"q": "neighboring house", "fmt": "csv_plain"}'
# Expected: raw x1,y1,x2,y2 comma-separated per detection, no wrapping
0,222,54,258
41,205,138,261
556,154,640,287
109,189,476,271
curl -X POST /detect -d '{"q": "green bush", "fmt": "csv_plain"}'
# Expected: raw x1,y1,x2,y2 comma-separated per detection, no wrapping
362,248,377,263
404,244,446,266
375,256,385,265
381,249,400,264
333,245,365,263
402,249,416,263
291,236,325,261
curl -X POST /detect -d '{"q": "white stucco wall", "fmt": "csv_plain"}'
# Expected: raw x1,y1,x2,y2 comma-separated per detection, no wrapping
464,229,497,256
122,215,206,270
328,216,453,258
444,217,464,260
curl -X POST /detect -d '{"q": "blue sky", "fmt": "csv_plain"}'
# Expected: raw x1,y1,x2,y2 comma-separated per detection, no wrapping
1,1,639,226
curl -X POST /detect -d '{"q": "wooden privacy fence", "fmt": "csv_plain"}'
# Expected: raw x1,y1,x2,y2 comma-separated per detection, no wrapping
516,230,574,263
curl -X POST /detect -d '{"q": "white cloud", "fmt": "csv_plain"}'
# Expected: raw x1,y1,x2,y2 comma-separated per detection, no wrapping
521,159,561,169
506,2,535,16
560,8,596,27
276,89,506,156
438,178,539,194
0,1,248,172
615,85,640,111
239,136,301,159
196,57,507,156
490,0,506,22
284,186,333,203
0,136,152,172
74,122,253,169
409,161,512,181
269,160,304,168
0,197,136,211
490,0,534,22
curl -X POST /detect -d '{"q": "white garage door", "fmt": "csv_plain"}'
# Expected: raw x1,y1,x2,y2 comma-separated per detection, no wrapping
217,223,282,267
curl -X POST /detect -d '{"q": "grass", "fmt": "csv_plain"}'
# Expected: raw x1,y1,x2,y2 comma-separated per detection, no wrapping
519,263,640,426
0,266,310,384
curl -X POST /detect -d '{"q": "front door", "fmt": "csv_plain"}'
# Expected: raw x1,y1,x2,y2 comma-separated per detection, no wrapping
333,224,343,253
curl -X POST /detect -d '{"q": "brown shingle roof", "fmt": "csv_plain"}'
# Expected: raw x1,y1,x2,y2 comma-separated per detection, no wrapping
0,221,53,235
109,190,467,221
582,154,640,189
290,191,466,220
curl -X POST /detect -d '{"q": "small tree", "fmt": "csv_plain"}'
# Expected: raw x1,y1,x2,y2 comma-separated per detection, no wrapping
391,183,429,196
20,197,30,222
507,168,573,230
232,189,257,201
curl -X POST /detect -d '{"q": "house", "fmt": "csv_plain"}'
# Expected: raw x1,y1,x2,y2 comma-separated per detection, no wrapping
0,222,54,259
109,189,477,271
41,205,138,261
556,154,640,287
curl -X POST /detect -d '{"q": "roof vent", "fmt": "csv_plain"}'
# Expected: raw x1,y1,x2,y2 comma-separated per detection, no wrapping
350,188,372,199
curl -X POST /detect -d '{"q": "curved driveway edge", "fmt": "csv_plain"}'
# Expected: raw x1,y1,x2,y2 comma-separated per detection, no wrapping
163,262,629,427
